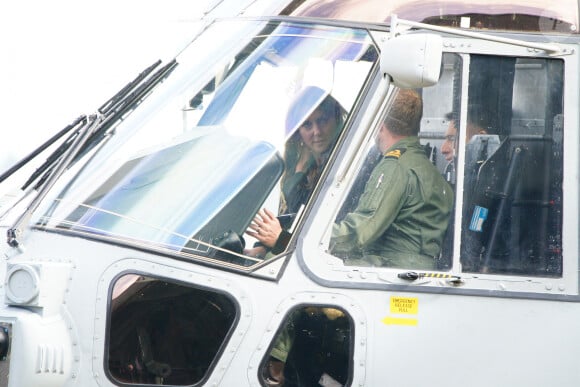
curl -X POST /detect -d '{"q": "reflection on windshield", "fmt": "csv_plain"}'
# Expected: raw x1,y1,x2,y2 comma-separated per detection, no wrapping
38,19,378,269
62,131,283,255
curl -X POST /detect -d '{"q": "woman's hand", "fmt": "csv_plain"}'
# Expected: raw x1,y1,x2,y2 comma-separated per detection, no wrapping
246,208,283,248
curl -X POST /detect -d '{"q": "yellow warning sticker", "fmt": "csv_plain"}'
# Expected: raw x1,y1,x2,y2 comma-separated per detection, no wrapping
382,316,418,326
390,296,418,315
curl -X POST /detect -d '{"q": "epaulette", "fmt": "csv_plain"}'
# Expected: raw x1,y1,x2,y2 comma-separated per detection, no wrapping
383,147,406,159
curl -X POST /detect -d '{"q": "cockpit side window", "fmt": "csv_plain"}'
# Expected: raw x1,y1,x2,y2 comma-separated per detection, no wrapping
106,274,237,385
326,53,564,278
460,55,564,276
328,54,460,270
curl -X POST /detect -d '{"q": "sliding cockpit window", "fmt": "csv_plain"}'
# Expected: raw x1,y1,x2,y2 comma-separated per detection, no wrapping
325,53,564,279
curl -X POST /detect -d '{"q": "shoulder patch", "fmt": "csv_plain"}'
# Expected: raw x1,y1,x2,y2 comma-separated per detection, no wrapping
384,147,407,159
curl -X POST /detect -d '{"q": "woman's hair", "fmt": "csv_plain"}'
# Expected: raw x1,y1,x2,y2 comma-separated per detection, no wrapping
284,87,346,168
280,86,347,213
285,86,347,137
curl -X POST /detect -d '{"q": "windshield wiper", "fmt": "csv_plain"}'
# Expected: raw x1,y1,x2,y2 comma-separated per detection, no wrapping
26,59,177,192
7,116,98,247
0,115,85,187
21,116,91,192
73,59,178,164
5,59,179,248
1,60,167,192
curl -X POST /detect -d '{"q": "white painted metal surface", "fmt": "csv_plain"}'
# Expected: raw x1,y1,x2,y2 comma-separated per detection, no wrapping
0,1,578,386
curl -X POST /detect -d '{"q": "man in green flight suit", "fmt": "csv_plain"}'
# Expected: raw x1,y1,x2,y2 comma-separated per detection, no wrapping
330,89,454,270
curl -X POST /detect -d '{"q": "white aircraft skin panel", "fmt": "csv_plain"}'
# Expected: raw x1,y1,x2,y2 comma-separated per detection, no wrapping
5,230,580,386
0,0,579,386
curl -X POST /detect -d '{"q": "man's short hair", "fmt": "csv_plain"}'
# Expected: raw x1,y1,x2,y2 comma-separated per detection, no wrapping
384,89,423,136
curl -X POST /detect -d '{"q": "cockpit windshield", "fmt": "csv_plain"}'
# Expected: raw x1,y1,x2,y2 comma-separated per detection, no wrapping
36,19,378,268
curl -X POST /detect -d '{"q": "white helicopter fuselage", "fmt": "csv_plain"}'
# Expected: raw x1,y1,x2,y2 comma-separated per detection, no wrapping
0,1,578,386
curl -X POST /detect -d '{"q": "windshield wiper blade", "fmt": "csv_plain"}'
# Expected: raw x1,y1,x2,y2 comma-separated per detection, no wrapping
72,59,178,164
5,59,179,247
9,59,176,193
98,59,162,116
20,116,90,191
7,116,99,247
0,115,86,187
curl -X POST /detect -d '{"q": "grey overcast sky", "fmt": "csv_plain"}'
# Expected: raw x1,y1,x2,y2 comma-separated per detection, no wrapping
0,0,211,172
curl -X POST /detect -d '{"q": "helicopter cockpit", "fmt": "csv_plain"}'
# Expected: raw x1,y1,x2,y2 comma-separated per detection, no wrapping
34,4,568,284
6,1,574,386
35,19,378,269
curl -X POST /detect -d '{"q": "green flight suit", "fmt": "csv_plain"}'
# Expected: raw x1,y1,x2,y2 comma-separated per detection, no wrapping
330,136,454,269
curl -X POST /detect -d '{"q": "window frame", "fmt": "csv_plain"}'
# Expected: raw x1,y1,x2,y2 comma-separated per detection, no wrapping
299,35,580,300
248,292,367,387
95,259,248,387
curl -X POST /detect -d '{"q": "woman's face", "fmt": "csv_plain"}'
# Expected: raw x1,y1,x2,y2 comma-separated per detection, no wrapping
298,107,338,156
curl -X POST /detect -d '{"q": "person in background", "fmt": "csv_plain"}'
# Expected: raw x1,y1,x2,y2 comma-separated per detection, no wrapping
440,105,489,185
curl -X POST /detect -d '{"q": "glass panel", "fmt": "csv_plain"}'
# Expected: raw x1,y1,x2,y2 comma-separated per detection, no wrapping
421,54,463,270
329,84,456,270
107,274,237,385
261,306,352,387
293,0,578,34
460,56,564,276
38,20,378,268
326,53,564,278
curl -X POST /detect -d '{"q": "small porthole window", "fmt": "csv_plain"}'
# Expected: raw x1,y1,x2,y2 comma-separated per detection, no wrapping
106,274,237,385
260,305,353,387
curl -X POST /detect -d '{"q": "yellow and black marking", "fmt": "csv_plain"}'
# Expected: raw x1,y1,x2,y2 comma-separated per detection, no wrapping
398,271,462,283
420,272,460,279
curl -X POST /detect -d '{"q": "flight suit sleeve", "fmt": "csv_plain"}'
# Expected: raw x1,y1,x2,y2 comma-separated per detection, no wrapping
269,323,294,363
330,160,408,255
